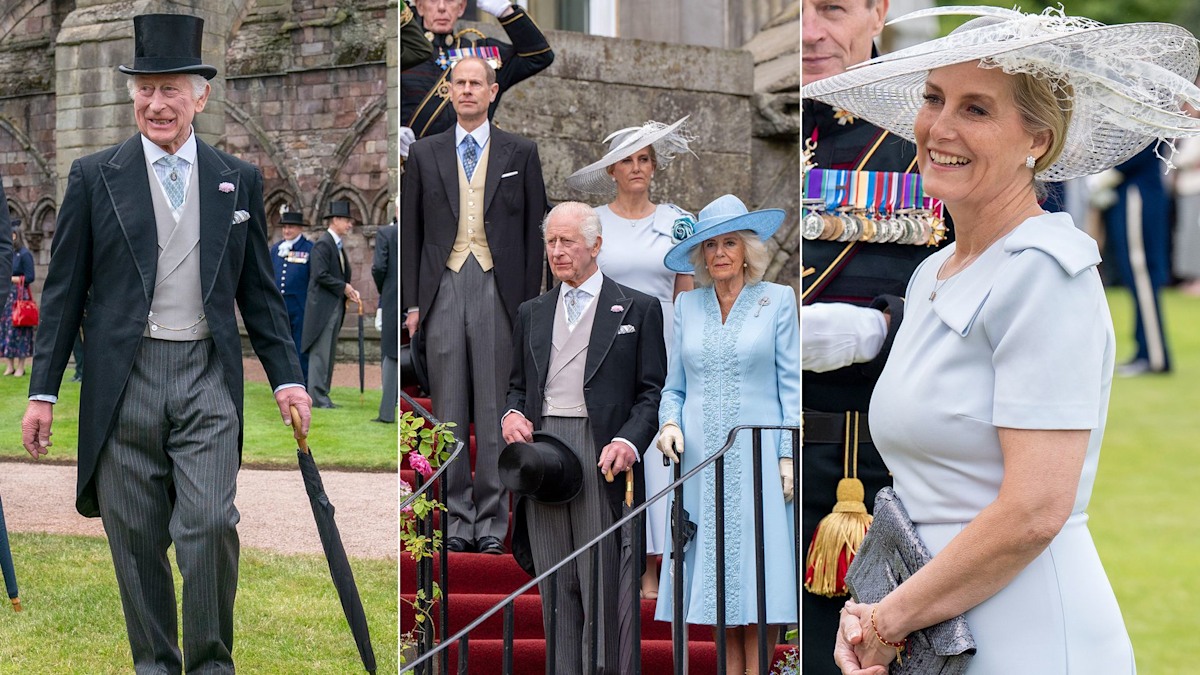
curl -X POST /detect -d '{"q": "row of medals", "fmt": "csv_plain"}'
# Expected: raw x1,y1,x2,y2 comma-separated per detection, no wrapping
802,203,948,247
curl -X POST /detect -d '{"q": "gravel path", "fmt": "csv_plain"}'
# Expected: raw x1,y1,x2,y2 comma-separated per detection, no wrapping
1,460,396,559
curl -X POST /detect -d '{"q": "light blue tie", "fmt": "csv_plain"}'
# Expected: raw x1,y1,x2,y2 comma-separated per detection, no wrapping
460,135,479,181
157,155,185,210
566,288,585,326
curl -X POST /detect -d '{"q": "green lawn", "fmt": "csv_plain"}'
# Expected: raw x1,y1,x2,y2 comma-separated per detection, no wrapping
0,532,397,673
1094,288,1200,674
0,377,396,471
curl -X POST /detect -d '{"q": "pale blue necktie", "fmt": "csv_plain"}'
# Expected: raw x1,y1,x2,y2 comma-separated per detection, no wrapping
460,135,479,181
157,155,185,210
565,288,586,326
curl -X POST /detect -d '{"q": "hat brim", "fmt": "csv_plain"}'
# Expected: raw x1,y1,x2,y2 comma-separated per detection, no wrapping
498,430,583,505
664,209,785,273
119,64,218,80
802,11,1200,182
566,116,691,196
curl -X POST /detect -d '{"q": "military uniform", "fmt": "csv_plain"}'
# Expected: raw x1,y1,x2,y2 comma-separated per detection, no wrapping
401,3,553,139
801,98,951,674
270,227,313,382
401,2,434,70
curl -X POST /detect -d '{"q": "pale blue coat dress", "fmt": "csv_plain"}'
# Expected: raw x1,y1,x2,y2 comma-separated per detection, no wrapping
870,213,1135,673
653,281,801,625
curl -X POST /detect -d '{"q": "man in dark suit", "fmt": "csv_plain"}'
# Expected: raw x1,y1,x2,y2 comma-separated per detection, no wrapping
20,14,310,673
502,201,666,674
301,200,361,409
401,55,548,554
371,217,398,423
0,198,12,301
403,0,553,140
271,209,314,381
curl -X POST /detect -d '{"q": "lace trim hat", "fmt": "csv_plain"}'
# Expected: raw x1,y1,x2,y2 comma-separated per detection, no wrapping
801,6,1200,181
566,116,696,196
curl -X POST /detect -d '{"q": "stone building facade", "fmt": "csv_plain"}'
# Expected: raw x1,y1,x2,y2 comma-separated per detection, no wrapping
0,0,397,322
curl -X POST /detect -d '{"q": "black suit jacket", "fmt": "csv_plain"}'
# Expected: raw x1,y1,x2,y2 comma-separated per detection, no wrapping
372,223,398,360
505,276,666,573
0,179,12,300
29,134,302,517
300,230,351,352
400,124,547,328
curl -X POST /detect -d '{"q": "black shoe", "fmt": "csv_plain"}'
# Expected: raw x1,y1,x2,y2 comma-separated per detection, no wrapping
371,417,394,424
70,373,83,383
446,536,475,553
1116,359,1170,377
313,401,338,409
476,536,505,555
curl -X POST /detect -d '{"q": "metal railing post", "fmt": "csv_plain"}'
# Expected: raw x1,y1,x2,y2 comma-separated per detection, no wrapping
752,429,769,675
671,459,685,675
715,455,727,675
503,602,515,674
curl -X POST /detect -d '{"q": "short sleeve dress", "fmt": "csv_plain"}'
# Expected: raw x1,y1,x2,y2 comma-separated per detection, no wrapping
595,203,691,555
869,213,1135,672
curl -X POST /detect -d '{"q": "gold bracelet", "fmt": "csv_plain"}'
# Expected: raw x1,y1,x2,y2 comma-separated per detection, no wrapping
870,606,906,666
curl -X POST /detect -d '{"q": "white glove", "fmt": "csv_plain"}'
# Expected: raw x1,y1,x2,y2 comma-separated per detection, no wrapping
656,422,684,464
779,458,794,502
1086,169,1123,210
399,126,416,159
374,308,383,332
475,0,513,18
801,303,887,373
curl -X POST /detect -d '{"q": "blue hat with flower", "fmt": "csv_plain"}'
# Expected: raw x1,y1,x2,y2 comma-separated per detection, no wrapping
663,194,785,273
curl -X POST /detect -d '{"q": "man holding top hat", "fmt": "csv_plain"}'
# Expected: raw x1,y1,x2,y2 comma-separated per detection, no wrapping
271,208,314,381
501,201,666,674
20,13,310,673
301,200,361,409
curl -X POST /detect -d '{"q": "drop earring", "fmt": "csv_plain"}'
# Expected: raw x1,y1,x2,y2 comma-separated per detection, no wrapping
1026,155,1036,169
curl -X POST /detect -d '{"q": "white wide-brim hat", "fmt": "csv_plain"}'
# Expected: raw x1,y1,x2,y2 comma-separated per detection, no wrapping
663,194,785,273
802,6,1200,182
566,115,695,196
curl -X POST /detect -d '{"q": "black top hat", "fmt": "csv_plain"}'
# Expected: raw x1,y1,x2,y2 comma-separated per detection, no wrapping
323,200,355,220
499,431,583,505
118,14,218,80
279,211,306,227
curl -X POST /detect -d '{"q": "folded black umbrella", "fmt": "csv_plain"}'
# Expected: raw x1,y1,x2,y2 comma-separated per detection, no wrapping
354,299,365,404
291,407,375,672
0,493,20,612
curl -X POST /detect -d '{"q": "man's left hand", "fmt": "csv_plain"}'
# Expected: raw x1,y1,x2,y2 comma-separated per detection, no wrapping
598,441,636,476
276,387,312,436
476,0,515,18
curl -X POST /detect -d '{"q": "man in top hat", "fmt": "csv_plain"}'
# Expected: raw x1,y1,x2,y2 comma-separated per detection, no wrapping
271,208,314,381
801,0,952,670
402,0,553,142
402,55,548,554
502,201,666,674
301,200,361,409
371,216,398,423
20,13,310,673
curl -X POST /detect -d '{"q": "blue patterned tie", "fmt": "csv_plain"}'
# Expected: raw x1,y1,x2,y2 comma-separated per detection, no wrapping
460,135,479,181
157,155,185,210
566,288,585,325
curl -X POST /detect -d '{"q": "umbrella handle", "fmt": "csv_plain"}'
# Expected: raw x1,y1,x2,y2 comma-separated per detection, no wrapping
347,298,364,315
289,405,309,453
625,468,634,507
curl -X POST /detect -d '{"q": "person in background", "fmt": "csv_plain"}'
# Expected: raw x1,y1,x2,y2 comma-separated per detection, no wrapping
654,195,800,675
565,115,696,599
372,217,398,423
271,209,313,381
2,226,35,376
1172,92,1200,295
302,200,361,408
401,1,434,71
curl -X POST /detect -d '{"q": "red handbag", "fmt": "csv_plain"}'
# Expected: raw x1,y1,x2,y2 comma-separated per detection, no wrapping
11,279,38,327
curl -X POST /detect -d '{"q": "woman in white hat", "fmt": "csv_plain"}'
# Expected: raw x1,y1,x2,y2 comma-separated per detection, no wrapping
566,116,697,599
804,6,1200,672
652,194,800,674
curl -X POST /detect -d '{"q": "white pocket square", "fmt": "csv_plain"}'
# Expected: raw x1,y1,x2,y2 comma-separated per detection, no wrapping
500,170,519,178
232,210,250,224
618,324,636,335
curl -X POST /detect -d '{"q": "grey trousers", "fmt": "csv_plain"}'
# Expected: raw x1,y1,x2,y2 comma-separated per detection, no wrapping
306,306,343,406
378,355,397,422
527,416,620,675
424,255,511,541
94,338,240,675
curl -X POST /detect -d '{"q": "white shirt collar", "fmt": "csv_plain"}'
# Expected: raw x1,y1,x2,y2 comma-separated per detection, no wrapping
559,269,604,300
455,120,491,150
327,228,342,246
140,128,199,167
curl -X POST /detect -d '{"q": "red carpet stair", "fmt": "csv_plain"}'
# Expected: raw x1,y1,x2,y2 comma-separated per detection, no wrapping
402,396,794,673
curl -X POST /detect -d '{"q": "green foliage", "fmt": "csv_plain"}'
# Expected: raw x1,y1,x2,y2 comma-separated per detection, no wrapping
0,533,397,673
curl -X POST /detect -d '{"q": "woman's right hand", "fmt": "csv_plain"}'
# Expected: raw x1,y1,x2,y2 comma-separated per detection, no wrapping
656,422,684,463
834,602,890,675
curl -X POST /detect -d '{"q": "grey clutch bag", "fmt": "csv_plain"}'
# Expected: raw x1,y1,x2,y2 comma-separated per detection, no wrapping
845,487,976,674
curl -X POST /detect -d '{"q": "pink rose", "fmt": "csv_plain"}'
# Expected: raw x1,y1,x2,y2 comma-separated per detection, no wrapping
409,453,433,478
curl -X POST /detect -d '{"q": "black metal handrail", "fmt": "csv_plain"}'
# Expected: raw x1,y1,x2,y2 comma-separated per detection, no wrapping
401,423,803,674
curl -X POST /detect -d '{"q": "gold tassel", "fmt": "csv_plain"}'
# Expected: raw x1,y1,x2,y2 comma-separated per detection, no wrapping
804,413,873,598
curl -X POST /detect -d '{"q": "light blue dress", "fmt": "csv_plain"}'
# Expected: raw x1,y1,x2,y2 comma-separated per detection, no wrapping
870,213,1135,673
653,281,801,626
